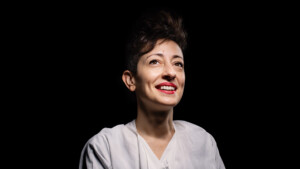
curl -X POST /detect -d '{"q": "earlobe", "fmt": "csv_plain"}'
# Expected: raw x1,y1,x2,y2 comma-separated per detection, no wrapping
122,70,136,92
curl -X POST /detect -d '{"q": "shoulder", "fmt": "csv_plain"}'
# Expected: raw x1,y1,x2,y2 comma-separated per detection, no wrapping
173,120,225,168
173,120,218,153
79,124,125,168
174,120,214,140
87,123,128,146
80,123,130,164
85,120,137,148
174,120,207,133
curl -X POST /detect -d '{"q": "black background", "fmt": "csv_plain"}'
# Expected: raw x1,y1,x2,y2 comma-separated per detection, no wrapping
8,2,293,169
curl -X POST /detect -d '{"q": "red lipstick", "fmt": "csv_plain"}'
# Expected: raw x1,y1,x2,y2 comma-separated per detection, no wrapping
155,82,177,94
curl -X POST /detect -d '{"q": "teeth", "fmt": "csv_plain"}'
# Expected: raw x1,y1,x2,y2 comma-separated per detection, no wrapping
160,86,175,91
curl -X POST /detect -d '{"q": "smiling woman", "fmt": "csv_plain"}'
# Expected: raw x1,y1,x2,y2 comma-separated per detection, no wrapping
79,8,225,169
124,40,185,112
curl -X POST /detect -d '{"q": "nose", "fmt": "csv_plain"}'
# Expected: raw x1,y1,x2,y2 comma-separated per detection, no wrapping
162,63,176,81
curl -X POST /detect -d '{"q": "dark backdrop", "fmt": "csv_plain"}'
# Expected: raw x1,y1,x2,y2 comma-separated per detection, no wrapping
21,3,286,169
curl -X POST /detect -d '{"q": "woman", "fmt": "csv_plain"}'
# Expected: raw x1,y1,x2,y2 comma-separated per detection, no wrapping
79,9,225,169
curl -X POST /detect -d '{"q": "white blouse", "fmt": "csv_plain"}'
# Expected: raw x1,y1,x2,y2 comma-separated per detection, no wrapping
79,120,225,169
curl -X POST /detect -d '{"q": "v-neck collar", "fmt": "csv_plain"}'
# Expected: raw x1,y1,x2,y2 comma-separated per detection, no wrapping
133,119,177,162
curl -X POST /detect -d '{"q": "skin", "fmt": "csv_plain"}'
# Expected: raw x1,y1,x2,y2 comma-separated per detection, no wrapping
122,39,185,159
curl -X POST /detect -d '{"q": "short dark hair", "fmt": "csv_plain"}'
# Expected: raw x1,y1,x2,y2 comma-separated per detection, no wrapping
125,9,188,75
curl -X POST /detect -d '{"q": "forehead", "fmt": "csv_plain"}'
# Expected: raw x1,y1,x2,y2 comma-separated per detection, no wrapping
143,40,183,59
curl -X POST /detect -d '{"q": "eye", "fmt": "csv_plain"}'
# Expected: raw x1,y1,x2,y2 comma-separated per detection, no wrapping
149,60,159,65
175,62,184,68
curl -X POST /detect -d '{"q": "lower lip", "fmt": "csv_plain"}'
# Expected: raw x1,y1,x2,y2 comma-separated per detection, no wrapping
156,89,176,94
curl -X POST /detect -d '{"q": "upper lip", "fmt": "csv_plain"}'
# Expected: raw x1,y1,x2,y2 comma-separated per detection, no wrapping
155,82,177,90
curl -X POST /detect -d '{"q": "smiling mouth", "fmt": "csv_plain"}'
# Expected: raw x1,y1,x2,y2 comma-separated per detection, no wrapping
155,82,177,94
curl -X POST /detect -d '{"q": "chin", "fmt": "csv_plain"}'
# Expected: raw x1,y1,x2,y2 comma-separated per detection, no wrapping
158,100,179,107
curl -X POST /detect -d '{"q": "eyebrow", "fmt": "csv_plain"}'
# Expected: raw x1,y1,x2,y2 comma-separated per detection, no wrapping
146,53,183,60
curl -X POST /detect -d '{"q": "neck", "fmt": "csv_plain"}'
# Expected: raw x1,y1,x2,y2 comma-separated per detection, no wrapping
135,102,174,138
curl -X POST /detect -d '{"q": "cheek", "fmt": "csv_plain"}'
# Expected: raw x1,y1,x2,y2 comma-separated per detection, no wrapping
136,68,159,89
178,73,186,87
140,68,161,81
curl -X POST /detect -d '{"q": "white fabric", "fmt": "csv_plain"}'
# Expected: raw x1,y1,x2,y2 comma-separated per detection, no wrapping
79,120,225,169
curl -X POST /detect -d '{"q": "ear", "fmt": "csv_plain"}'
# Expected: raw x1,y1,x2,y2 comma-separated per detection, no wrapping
122,70,136,92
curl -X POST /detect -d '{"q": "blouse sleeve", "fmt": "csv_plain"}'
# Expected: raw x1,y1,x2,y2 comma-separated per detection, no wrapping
210,134,226,169
79,132,111,169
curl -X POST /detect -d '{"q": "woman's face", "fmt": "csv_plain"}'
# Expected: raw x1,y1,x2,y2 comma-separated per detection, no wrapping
135,40,185,110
